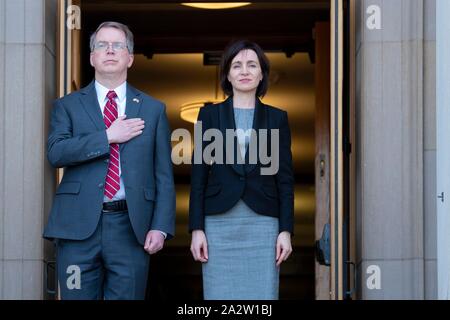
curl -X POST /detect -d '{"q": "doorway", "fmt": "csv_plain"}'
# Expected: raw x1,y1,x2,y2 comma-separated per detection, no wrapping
56,0,355,300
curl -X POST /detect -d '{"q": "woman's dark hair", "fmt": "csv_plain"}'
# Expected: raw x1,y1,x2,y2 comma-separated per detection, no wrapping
219,40,270,97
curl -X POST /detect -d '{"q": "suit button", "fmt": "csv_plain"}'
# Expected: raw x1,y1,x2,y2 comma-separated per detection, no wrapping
104,159,109,164
98,183,104,188
239,177,244,181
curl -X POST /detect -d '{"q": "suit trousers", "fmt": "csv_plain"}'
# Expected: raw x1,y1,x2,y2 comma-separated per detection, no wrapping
56,210,150,300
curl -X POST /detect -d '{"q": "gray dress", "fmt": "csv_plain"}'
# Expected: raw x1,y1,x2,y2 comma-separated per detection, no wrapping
203,107,280,300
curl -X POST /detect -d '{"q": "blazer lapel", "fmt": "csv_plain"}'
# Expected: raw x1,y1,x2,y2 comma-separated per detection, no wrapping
219,96,245,176
245,98,268,174
120,84,142,152
79,80,104,131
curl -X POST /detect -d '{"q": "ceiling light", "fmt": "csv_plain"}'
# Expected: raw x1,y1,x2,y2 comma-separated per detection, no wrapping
180,100,222,123
181,2,251,10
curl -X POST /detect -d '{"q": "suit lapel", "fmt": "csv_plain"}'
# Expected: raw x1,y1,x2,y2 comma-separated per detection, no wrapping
120,84,143,152
219,96,245,176
79,80,104,131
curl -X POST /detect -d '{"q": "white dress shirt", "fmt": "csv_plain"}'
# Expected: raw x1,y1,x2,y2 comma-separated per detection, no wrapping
95,80,167,239
95,80,127,203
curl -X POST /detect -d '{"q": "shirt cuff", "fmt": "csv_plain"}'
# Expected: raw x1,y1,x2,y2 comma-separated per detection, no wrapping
159,231,167,239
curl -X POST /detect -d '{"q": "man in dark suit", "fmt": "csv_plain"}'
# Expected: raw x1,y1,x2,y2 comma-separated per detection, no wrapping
43,21,175,300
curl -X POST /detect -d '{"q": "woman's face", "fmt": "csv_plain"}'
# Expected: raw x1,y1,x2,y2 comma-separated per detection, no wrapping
227,49,263,95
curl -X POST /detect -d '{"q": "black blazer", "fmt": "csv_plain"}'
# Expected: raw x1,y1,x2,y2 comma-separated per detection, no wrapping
188,96,294,234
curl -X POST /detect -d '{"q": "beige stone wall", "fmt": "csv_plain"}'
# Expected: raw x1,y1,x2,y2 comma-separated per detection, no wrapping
0,0,56,299
355,0,436,299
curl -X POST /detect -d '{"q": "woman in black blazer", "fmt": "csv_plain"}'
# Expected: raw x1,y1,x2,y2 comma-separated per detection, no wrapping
189,40,294,300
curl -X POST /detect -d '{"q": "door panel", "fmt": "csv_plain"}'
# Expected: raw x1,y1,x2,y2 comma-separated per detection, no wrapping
53,0,82,299
315,21,331,300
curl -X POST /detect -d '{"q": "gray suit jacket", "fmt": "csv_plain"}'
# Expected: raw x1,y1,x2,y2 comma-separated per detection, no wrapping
43,81,176,244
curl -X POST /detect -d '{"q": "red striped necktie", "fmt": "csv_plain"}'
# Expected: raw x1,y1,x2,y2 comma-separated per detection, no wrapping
103,90,120,199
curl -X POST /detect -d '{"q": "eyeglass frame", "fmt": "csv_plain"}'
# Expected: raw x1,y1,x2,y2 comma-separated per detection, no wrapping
92,41,129,52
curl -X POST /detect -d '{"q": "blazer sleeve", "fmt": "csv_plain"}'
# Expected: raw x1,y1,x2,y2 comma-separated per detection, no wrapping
188,106,212,232
47,99,110,168
276,111,295,234
150,104,176,239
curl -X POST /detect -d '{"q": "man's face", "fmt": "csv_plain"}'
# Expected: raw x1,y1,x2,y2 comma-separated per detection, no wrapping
90,27,134,76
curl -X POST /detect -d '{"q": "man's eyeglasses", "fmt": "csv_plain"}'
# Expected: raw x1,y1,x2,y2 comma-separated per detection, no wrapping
93,41,128,52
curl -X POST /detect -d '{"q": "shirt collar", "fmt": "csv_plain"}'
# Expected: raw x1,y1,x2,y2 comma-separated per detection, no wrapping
95,80,127,103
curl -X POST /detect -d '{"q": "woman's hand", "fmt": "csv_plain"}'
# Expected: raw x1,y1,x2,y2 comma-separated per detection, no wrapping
276,231,293,267
190,230,209,263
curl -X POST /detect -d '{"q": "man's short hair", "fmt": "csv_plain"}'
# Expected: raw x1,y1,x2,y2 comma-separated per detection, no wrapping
90,21,134,54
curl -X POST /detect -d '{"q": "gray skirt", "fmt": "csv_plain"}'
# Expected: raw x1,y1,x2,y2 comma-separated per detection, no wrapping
203,199,279,300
